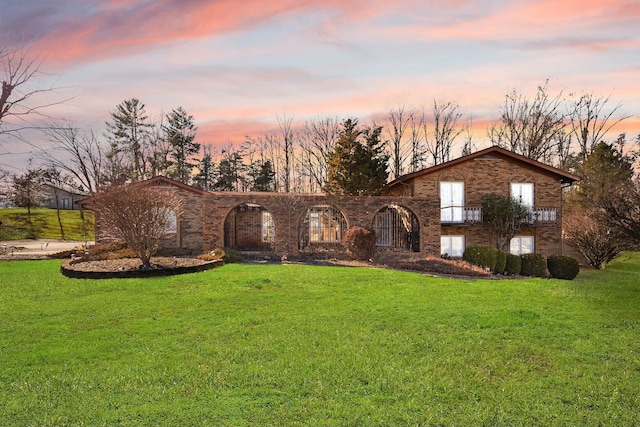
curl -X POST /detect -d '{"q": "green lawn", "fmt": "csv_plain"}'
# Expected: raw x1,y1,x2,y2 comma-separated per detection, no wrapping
0,208,94,241
1,255,639,426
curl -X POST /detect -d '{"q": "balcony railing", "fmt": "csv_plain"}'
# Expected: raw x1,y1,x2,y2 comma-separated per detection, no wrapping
526,207,558,224
441,206,483,224
441,206,558,225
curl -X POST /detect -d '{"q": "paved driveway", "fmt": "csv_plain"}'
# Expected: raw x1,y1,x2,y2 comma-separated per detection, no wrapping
1,239,92,257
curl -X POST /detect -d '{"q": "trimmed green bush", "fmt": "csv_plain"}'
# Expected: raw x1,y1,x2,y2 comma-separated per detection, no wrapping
505,254,522,275
520,253,547,277
342,227,376,261
463,246,497,271
547,255,580,280
493,250,507,274
222,248,243,263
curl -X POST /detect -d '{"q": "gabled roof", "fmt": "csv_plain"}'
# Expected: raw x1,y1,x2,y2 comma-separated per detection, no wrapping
78,176,207,208
386,146,580,190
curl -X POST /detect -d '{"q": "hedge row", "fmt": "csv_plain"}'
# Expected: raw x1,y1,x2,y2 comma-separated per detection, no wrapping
462,246,579,280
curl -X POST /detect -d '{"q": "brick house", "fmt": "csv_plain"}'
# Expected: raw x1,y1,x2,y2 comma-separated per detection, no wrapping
86,146,579,259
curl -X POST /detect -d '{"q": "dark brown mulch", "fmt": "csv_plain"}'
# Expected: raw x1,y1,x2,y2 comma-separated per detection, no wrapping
60,257,223,279
386,256,491,277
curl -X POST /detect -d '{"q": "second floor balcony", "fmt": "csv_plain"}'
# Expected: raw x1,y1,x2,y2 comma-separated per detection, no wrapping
440,206,559,225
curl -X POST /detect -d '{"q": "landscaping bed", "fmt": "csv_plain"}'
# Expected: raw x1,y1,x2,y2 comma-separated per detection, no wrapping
60,257,223,279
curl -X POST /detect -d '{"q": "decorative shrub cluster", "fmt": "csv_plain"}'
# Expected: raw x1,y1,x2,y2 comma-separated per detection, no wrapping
505,254,522,275
520,253,548,277
493,250,507,274
462,246,497,270
342,227,376,261
547,255,580,280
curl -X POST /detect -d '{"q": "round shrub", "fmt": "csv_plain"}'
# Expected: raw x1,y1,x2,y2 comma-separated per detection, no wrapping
222,248,243,263
463,246,497,271
493,250,507,274
505,253,522,275
342,227,376,261
520,253,547,277
547,255,580,280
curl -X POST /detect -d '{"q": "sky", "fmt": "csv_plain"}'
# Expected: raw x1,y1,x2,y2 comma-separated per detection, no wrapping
1,0,639,173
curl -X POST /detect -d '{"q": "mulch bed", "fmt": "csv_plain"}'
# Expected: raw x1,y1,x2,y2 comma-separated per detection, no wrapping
61,257,223,279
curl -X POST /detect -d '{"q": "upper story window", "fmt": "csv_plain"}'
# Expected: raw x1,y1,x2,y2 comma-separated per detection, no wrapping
440,182,464,222
511,183,534,208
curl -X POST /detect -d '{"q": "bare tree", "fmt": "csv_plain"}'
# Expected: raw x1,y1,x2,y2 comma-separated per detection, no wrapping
568,93,630,163
298,116,341,192
407,113,427,172
42,123,105,193
277,113,295,192
88,183,183,269
563,208,625,269
427,99,466,165
1,47,69,140
489,82,566,162
461,115,476,157
386,103,413,179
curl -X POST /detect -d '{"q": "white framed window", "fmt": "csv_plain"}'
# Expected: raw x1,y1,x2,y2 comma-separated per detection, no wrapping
440,182,464,222
511,183,534,208
441,235,465,257
262,211,274,243
164,210,177,234
510,236,534,255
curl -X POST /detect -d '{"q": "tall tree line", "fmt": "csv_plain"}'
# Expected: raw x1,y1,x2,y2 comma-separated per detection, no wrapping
31,83,633,198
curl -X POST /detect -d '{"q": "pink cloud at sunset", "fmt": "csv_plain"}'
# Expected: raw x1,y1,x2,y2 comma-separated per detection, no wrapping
1,0,639,172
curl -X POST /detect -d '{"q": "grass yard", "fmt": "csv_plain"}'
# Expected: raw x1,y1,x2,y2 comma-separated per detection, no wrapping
1,254,639,426
0,208,94,241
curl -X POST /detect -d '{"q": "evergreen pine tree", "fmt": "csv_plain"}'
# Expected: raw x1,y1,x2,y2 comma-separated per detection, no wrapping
163,107,200,184
323,118,389,195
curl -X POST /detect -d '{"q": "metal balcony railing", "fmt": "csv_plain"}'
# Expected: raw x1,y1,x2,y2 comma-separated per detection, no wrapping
441,207,558,225
525,208,558,224
440,206,483,224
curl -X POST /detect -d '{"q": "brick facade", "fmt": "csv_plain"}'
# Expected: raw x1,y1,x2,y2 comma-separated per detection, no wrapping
88,147,579,259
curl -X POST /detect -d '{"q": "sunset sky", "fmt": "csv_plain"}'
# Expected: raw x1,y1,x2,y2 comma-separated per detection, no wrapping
1,0,639,172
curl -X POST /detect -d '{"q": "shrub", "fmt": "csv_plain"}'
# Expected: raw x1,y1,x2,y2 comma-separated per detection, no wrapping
505,254,522,275
493,250,507,274
222,248,243,264
342,227,376,261
547,255,580,280
520,253,547,277
463,246,497,271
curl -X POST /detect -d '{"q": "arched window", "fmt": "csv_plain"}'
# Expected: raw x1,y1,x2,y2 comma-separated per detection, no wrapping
373,204,420,252
299,206,348,252
224,203,274,251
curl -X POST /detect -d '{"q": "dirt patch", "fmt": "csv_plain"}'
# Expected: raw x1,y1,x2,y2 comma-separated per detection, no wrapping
385,256,491,277
61,257,223,279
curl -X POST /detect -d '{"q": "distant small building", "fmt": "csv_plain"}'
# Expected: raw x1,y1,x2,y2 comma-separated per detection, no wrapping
43,184,87,210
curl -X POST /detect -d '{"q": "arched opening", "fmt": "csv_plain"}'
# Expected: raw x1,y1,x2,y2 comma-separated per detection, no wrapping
299,205,348,253
372,204,420,252
224,203,274,251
